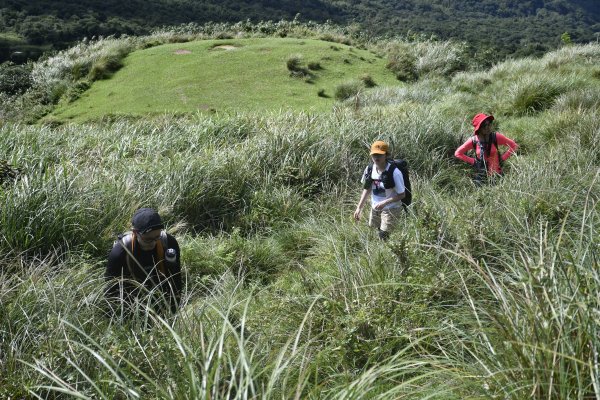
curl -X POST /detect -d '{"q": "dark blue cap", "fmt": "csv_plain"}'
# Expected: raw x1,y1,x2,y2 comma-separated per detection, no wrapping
132,208,164,234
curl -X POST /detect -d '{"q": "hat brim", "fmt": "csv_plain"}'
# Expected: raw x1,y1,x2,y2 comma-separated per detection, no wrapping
139,224,164,234
474,115,494,132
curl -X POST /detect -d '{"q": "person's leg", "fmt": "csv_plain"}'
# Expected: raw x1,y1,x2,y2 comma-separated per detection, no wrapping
370,209,389,239
379,207,403,240
378,229,389,240
369,208,382,230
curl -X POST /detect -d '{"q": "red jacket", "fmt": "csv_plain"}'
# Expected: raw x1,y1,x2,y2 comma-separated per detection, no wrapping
455,132,518,175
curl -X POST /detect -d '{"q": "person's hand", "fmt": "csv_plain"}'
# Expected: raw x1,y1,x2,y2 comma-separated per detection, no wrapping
353,208,362,221
374,201,386,211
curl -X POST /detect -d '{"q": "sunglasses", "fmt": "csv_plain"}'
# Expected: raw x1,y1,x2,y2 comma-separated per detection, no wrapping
137,231,161,244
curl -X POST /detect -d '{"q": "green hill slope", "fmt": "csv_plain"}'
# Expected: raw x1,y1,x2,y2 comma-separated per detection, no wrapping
50,38,398,121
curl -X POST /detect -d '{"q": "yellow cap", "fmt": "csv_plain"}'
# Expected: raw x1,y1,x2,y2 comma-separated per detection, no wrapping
370,140,388,155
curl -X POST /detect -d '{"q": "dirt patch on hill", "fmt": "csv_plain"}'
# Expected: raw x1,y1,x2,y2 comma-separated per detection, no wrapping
174,49,192,55
212,45,238,51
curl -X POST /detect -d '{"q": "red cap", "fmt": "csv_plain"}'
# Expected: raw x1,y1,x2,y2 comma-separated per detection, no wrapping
472,113,494,133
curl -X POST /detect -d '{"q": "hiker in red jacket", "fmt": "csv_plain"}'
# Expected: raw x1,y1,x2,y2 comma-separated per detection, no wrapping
455,113,518,185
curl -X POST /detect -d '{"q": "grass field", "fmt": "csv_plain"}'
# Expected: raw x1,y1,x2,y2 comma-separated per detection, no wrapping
49,38,399,121
1,27,599,398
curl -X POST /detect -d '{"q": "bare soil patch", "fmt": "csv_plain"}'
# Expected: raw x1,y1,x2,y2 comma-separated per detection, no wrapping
212,45,238,51
174,49,191,55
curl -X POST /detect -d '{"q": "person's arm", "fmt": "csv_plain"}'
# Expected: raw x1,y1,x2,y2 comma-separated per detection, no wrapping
374,192,405,210
455,138,476,165
496,132,518,161
105,246,125,299
354,188,371,221
166,235,182,311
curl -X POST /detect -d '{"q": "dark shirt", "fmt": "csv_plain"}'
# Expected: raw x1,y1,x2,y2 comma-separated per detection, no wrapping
105,233,182,313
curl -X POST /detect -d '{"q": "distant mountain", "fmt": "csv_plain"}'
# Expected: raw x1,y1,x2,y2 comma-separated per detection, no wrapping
343,0,600,60
1,0,598,63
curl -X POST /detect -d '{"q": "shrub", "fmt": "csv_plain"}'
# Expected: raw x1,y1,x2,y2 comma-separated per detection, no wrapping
307,61,322,70
551,88,600,112
286,55,303,72
88,54,124,80
360,74,376,88
286,54,313,79
386,39,467,81
240,186,309,232
214,32,234,40
0,62,32,95
334,80,363,101
387,52,418,82
506,76,572,116
319,33,352,46
63,80,91,103
413,40,467,76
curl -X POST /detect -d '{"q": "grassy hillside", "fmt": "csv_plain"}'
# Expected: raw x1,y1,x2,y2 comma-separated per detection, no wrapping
1,24,466,124
0,36,599,398
50,38,398,121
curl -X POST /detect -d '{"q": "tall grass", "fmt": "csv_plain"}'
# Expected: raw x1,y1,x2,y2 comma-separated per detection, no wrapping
1,43,599,398
384,39,467,81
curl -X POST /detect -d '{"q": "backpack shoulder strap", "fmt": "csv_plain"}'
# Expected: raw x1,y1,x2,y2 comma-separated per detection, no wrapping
363,163,374,189
472,135,486,161
114,232,133,251
155,234,167,275
121,233,133,248
115,232,134,274
159,231,168,249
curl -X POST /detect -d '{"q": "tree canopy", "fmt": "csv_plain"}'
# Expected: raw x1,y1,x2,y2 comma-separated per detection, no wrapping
1,0,598,63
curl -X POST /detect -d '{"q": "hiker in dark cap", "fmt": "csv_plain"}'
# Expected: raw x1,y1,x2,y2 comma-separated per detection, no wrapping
105,208,182,317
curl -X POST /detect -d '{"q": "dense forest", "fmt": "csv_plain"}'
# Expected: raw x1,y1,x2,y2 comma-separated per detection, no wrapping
1,0,599,63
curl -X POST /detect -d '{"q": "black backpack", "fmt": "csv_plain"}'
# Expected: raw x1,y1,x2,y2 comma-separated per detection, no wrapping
363,159,412,208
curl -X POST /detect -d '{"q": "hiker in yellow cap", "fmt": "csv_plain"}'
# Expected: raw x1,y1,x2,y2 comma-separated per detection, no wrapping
105,208,182,317
354,140,406,241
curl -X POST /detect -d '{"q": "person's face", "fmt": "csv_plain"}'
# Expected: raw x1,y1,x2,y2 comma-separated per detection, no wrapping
478,119,492,135
371,153,386,167
135,228,162,251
